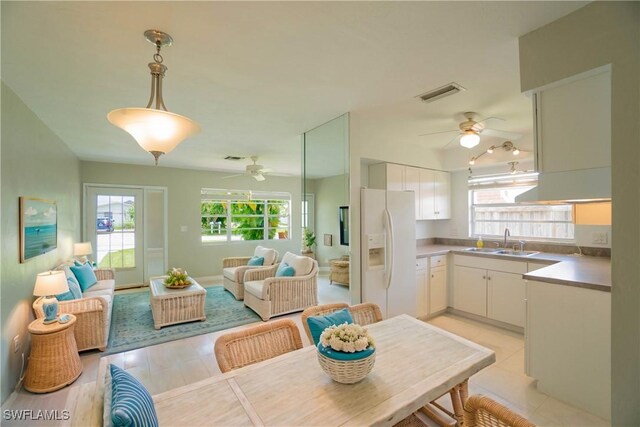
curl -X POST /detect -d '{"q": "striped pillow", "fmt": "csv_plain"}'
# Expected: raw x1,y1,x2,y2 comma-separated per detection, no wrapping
109,364,159,427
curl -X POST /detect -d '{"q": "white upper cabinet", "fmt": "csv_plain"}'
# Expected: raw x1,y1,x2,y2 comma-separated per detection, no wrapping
369,163,450,220
535,67,611,173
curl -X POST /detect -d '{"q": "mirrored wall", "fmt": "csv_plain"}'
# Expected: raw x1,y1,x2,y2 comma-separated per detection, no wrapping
302,113,350,272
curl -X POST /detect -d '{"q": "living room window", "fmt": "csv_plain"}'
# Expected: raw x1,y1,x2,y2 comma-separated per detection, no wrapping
469,174,575,242
201,189,291,243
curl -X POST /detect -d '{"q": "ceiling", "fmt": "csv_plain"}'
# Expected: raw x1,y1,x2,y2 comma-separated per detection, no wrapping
1,2,586,176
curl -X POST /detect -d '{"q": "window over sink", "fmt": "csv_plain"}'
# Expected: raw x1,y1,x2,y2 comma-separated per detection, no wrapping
469,175,574,242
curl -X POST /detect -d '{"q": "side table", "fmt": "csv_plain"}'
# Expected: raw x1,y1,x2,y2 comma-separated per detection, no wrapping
24,314,82,393
329,258,350,287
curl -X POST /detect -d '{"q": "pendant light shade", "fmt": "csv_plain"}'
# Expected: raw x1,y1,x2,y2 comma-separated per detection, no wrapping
108,30,200,165
107,108,200,157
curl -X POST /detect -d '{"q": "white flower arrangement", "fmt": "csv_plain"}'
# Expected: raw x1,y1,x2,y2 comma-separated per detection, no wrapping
319,323,375,353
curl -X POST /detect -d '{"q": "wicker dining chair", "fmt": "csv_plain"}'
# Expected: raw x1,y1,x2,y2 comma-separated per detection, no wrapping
214,318,303,373
463,395,536,427
300,302,384,343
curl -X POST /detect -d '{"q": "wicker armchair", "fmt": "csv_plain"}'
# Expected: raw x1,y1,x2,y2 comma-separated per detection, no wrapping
222,246,279,300
463,395,536,427
300,302,383,343
33,267,115,351
214,318,303,373
243,253,318,321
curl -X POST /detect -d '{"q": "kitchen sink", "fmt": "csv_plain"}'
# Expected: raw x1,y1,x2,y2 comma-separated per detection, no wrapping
463,247,539,257
494,249,540,257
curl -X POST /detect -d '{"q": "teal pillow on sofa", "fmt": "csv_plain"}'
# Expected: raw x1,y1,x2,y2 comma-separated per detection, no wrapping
306,308,353,346
247,256,264,266
56,276,82,301
70,263,97,292
275,263,295,277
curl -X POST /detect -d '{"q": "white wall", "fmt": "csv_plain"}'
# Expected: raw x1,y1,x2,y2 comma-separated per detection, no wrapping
518,3,640,423
81,161,302,278
1,83,81,404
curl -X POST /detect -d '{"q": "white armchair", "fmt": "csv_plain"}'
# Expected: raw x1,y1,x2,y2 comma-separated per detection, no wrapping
222,246,279,300
243,252,318,321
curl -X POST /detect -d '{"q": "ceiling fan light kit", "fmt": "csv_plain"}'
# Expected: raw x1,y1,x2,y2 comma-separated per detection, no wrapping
108,29,200,165
460,130,480,148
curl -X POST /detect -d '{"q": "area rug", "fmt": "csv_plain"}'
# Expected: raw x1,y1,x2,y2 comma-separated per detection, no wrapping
105,285,261,354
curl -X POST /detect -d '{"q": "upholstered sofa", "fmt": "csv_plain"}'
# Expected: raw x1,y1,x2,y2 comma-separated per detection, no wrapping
33,263,115,352
243,252,318,321
222,246,279,300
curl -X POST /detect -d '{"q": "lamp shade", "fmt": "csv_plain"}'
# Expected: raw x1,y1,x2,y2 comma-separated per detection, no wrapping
33,271,68,297
74,242,93,257
460,130,480,148
107,108,200,155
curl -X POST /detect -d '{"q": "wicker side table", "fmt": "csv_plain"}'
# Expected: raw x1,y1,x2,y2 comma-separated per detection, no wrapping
24,315,82,393
329,258,350,287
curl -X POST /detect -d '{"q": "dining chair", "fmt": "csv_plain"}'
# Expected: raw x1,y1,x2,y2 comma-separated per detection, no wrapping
462,395,536,427
214,318,303,373
300,302,383,343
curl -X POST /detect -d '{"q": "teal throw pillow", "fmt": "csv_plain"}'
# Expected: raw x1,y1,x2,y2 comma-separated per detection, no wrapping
109,364,159,427
247,256,264,266
275,262,295,277
317,342,375,361
306,308,353,346
56,276,82,301
70,263,98,292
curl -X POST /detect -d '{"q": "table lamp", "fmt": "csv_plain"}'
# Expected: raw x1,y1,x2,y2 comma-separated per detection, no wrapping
33,271,69,324
74,242,93,264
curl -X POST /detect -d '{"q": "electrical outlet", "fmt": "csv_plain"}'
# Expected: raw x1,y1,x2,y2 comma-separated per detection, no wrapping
13,335,21,353
592,232,608,244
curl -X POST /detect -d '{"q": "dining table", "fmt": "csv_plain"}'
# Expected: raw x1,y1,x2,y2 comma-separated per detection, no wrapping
147,314,496,426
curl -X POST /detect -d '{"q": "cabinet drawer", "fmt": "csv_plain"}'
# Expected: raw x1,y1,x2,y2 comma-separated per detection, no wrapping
416,257,428,270
454,255,527,274
430,254,447,268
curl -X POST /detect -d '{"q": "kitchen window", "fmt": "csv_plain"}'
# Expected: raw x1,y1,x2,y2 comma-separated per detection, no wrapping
469,175,574,242
201,189,290,243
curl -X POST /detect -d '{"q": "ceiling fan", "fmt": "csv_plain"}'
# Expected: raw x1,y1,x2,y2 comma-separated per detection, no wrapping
419,112,523,149
222,156,272,181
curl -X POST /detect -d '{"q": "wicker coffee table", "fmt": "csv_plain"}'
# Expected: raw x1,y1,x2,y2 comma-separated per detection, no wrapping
149,277,207,329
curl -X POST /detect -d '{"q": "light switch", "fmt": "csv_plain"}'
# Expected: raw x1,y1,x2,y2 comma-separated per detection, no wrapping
180,226,188,233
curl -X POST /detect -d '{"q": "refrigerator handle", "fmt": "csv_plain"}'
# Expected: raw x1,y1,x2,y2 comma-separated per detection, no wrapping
384,208,395,289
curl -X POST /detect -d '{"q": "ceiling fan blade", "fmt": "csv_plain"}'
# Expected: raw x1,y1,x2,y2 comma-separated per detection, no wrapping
442,134,460,149
418,129,458,137
475,116,506,125
481,128,523,140
221,173,244,180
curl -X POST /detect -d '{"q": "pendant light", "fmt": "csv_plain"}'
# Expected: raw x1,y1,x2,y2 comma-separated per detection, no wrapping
108,30,200,165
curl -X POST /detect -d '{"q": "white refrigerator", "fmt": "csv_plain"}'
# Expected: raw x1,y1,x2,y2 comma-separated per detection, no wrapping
361,189,417,318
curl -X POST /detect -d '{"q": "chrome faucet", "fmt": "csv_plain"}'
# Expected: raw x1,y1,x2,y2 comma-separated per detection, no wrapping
503,228,511,248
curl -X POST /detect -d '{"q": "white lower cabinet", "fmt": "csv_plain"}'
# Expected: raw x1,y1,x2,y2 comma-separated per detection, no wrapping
453,265,487,316
416,258,428,318
429,266,447,313
487,271,526,327
453,255,527,327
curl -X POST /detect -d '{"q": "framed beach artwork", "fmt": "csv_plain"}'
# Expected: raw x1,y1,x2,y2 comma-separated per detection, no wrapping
20,197,57,263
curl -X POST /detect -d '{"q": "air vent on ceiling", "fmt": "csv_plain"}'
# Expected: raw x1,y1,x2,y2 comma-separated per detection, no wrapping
416,82,466,103
224,156,245,161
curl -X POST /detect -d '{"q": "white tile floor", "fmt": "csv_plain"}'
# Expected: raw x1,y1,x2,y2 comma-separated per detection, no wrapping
2,279,610,427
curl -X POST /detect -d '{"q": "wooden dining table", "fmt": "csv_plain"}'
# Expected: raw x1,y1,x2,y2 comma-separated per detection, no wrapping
148,315,495,426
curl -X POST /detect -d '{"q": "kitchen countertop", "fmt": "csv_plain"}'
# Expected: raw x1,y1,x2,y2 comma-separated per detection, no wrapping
416,244,611,292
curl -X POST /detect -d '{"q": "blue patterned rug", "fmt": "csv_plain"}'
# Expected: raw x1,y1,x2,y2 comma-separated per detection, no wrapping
106,285,261,354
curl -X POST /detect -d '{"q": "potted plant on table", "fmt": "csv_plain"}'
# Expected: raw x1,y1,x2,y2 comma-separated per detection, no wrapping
302,228,317,259
316,322,376,384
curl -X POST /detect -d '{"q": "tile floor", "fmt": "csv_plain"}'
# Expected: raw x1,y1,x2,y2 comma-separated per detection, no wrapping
2,277,609,427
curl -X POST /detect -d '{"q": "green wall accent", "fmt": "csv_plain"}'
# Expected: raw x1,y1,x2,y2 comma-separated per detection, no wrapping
81,161,302,278
1,82,81,404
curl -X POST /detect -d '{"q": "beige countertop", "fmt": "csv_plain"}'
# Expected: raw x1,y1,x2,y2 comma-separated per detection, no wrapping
416,244,611,292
